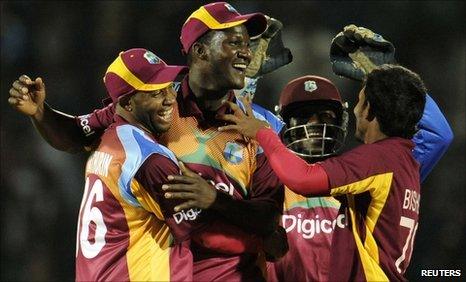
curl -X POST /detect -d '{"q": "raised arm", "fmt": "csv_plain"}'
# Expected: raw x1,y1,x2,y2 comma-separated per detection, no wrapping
330,25,453,181
413,94,453,181
8,75,108,152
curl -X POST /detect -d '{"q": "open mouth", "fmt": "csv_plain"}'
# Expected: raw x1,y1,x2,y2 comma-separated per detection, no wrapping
232,62,247,74
157,107,173,123
307,131,322,137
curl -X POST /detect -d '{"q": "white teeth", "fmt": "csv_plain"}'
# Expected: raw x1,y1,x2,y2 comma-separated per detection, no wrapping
159,108,173,120
233,63,247,70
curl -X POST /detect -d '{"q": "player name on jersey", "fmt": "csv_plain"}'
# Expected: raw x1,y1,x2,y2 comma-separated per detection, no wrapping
403,188,420,214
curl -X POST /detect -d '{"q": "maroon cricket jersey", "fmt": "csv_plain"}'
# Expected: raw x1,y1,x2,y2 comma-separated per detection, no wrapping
267,188,343,282
76,116,201,281
320,137,421,281
76,76,284,281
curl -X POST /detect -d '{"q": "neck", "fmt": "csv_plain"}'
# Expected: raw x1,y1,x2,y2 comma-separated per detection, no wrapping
188,68,230,111
115,104,154,136
363,122,388,144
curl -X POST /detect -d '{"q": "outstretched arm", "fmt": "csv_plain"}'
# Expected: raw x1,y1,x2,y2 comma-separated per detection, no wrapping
218,98,329,196
8,75,105,152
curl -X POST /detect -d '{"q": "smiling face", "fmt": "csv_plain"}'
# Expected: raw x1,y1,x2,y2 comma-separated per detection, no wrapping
205,25,252,90
130,85,177,134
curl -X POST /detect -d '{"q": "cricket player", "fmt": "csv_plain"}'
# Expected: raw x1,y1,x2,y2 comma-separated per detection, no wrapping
73,48,198,281
264,26,453,281
265,75,348,282
218,64,430,281
8,2,289,281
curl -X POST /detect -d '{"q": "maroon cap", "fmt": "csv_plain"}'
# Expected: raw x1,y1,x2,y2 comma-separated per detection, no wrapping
180,2,267,53
104,48,187,102
279,75,343,108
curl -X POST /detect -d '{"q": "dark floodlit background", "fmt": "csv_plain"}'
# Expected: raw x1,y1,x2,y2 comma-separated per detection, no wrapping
1,1,465,280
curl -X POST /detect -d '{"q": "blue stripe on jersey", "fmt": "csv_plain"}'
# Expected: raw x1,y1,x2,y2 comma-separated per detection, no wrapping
116,125,178,207
235,99,284,133
235,99,285,155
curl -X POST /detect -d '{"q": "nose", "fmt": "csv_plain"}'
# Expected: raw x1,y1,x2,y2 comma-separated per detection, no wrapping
238,45,252,63
307,113,320,125
162,87,177,105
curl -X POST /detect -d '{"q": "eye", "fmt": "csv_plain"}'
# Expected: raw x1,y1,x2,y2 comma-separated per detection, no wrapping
229,40,241,46
319,111,337,122
151,90,162,97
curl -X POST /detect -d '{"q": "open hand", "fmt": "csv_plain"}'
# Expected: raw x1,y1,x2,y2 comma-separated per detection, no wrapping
163,162,217,212
8,75,46,117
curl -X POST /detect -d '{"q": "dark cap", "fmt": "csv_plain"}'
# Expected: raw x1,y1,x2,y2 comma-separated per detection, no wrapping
104,48,187,102
180,2,267,53
279,75,343,108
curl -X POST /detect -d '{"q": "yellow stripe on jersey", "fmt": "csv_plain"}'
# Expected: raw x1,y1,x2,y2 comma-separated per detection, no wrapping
132,179,165,221
330,172,393,281
284,187,340,209
103,176,172,281
126,179,172,281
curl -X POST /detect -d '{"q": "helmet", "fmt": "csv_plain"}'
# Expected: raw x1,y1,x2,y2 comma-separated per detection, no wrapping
277,75,348,159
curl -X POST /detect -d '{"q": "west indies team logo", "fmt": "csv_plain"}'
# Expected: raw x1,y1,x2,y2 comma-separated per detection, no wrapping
143,51,161,64
223,142,244,164
304,80,318,93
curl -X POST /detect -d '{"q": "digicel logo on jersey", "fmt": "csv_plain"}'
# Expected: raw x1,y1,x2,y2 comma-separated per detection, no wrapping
172,181,234,224
173,208,202,224
282,213,347,239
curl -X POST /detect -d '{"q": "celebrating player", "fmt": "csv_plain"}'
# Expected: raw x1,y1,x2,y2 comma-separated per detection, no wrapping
218,64,431,281
8,2,289,281
74,48,196,281
264,75,348,281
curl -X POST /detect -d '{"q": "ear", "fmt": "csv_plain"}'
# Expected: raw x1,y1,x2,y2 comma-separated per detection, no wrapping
118,95,133,111
365,101,375,122
191,42,208,61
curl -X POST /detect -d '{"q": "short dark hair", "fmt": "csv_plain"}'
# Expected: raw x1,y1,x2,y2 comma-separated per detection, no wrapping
364,64,426,139
186,30,216,66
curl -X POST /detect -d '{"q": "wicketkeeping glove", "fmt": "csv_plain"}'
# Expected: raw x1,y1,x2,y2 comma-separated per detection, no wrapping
330,24,396,81
245,16,293,78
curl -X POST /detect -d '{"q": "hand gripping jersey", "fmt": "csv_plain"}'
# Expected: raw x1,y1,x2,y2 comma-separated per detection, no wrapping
76,117,197,281
76,77,451,281
155,78,283,281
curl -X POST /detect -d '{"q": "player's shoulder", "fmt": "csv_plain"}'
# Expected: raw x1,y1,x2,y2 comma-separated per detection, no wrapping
116,124,177,164
250,102,285,133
